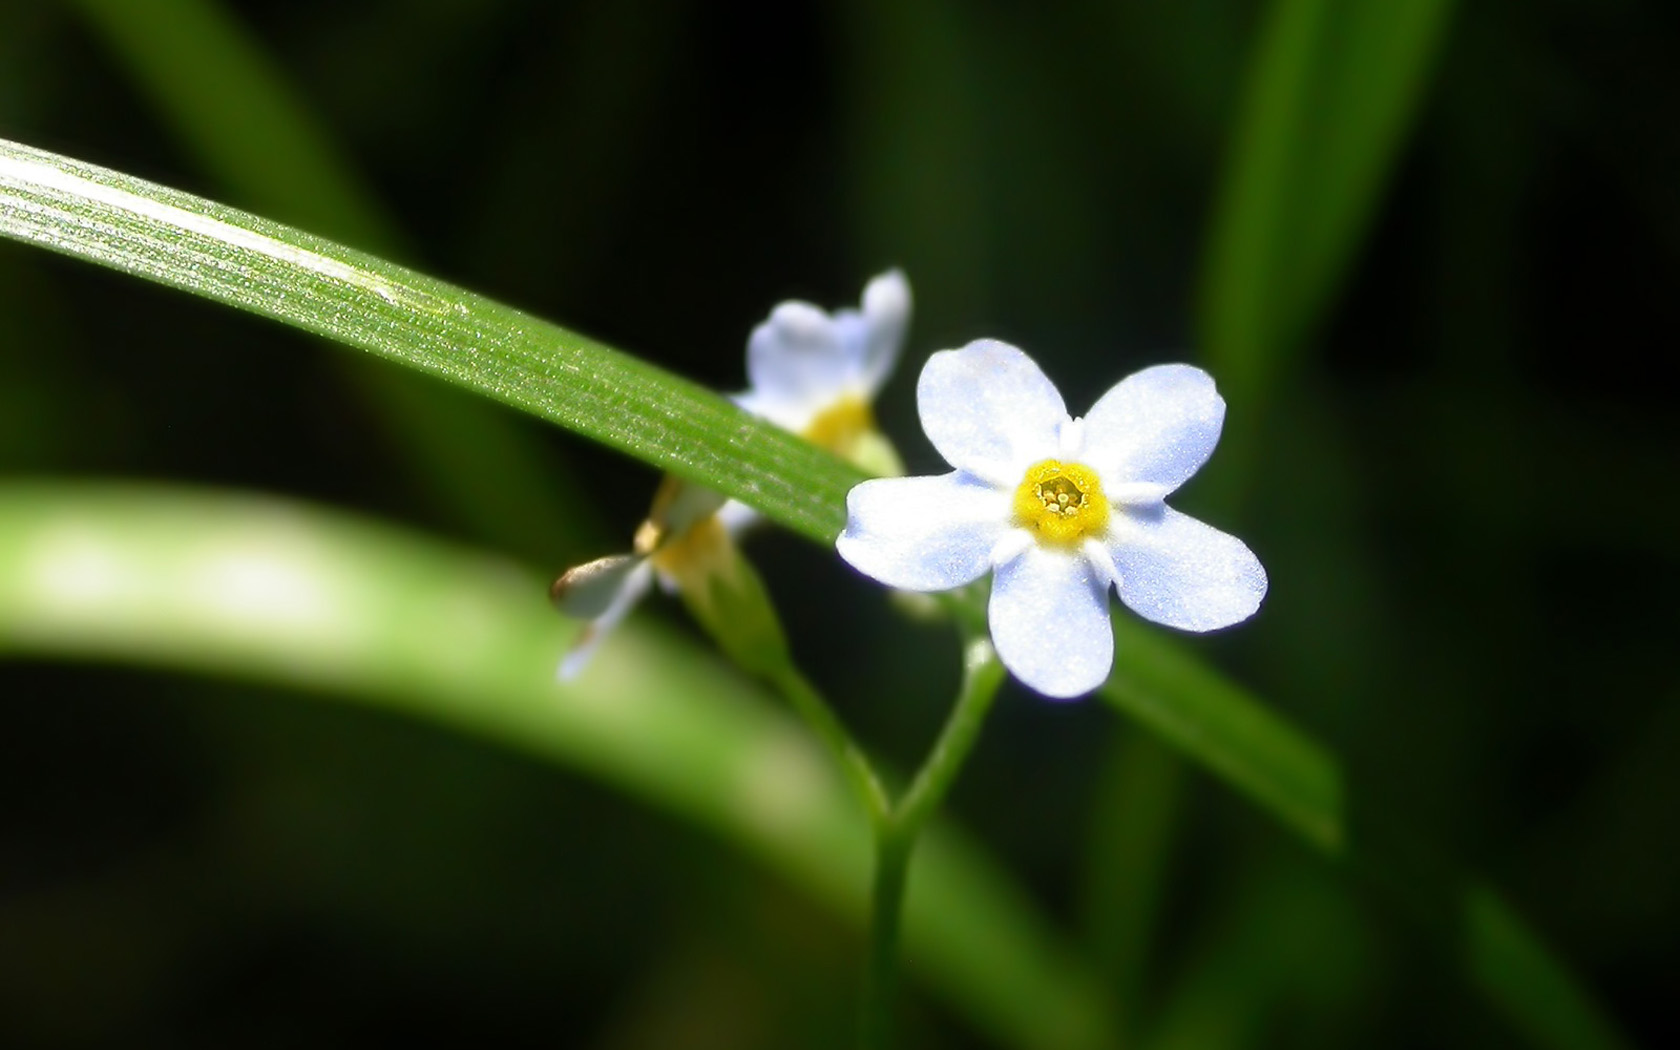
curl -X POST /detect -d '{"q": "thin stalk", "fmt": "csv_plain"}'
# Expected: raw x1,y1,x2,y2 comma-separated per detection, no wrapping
767,663,891,822
859,832,913,1050
859,634,1006,1049
894,635,1006,835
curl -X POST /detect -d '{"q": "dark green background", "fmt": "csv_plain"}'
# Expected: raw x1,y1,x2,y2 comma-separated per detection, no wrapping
2,1,1676,1047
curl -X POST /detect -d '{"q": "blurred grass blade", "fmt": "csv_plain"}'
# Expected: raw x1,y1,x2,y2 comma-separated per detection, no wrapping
1200,0,1456,408
0,137,860,544
1469,887,1637,1050
1079,726,1187,1035
0,483,1111,1050
67,0,395,249
1103,622,1634,1050
43,0,611,559
839,0,992,321
1107,622,1342,852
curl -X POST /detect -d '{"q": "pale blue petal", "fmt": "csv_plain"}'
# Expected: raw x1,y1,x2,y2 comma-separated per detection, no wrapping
731,387,805,431
552,553,645,619
916,340,1067,486
853,269,911,397
713,499,759,536
1107,505,1266,632
988,544,1114,700
556,557,654,680
1082,364,1225,495
746,300,850,422
836,472,1009,591
650,479,729,538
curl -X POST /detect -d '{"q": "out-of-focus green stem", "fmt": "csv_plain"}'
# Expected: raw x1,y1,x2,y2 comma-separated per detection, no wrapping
766,664,890,822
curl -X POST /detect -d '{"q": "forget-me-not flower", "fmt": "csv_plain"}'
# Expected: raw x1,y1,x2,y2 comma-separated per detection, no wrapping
731,267,910,482
554,271,912,678
836,340,1266,699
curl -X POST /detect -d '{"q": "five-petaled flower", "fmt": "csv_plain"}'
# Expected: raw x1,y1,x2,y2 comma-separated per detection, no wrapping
553,270,911,678
836,340,1267,699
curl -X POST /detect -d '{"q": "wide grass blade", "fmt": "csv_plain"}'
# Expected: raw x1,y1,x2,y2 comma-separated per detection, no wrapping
1200,0,1457,409
64,0,602,561
0,483,1111,1050
0,137,860,545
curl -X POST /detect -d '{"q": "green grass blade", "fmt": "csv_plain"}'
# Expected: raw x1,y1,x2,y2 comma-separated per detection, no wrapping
0,483,1111,1050
1103,623,1634,1050
0,137,861,544
1199,0,1457,409
1468,887,1638,1050
33,1,611,559
66,0,396,248
1079,726,1188,1035
1107,622,1342,852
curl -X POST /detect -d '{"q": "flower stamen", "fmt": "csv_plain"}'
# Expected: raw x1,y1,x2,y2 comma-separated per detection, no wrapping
1013,459,1110,546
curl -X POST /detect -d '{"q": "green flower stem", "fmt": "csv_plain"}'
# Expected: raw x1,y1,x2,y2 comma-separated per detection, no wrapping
861,634,1006,1050
691,547,1002,1047
860,831,914,1050
766,663,891,822
763,633,1004,1049
893,636,1006,835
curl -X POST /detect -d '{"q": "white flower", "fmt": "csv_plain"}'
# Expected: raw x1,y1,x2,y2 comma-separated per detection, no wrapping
552,478,722,679
734,269,909,433
555,271,912,678
732,268,910,480
835,340,1267,700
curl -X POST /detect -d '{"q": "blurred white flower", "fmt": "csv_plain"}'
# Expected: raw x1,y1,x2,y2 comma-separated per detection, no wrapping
732,268,910,481
554,271,912,679
836,340,1266,699
551,476,722,680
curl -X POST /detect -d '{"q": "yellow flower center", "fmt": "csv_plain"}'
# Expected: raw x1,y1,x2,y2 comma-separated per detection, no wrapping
1013,459,1110,547
801,395,875,457
650,514,728,579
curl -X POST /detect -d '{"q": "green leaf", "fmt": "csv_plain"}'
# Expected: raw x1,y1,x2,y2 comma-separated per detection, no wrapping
0,137,863,546
0,483,1111,1050
66,0,397,249
1106,622,1341,852
1103,623,1634,1050
65,0,603,562
1199,0,1457,409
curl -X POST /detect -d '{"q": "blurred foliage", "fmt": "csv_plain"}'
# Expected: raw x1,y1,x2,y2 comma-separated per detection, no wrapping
2,0,1677,1047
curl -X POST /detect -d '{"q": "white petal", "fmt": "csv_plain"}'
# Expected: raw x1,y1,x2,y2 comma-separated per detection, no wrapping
647,477,729,539
552,553,647,619
852,269,911,396
555,558,654,680
1082,364,1225,494
836,472,1010,591
746,300,851,422
1107,505,1266,632
713,499,760,536
988,544,1114,700
916,340,1067,486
